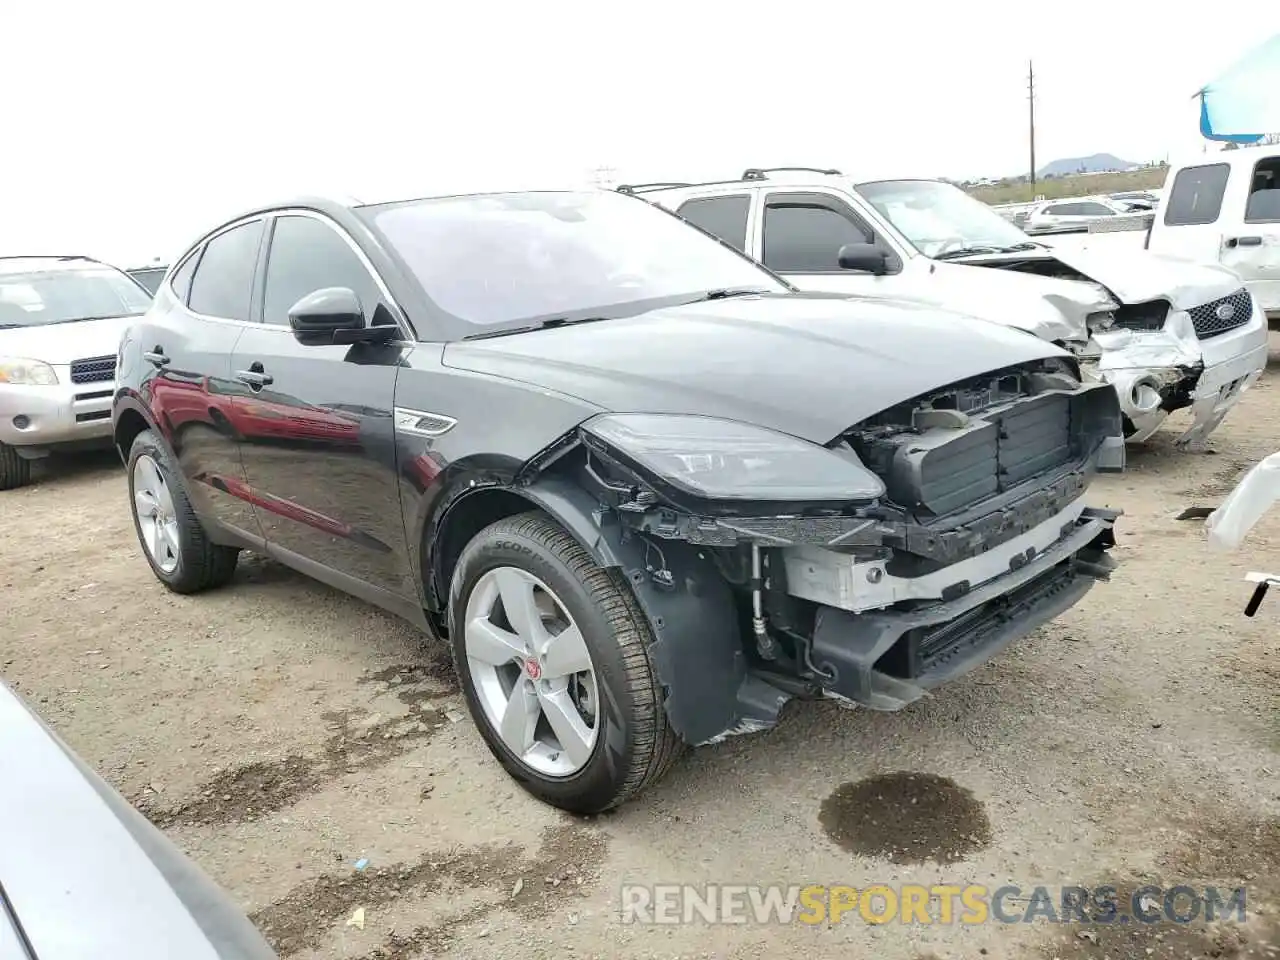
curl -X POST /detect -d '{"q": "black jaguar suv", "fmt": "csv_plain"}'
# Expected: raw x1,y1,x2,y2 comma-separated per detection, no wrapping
112,187,1124,813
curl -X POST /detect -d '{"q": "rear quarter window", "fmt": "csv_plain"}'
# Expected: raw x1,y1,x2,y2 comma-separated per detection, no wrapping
676,196,751,252
1163,163,1230,226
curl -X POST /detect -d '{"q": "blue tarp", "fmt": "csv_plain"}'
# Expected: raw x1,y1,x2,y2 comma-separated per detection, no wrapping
1198,33,1280,143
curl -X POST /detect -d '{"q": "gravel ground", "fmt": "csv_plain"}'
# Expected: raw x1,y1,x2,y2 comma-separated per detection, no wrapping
3,345,1280,960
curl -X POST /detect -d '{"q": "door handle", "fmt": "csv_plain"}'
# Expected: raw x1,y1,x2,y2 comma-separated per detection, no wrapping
1227,236,1263,248
234,363,273,389
143,348,170,366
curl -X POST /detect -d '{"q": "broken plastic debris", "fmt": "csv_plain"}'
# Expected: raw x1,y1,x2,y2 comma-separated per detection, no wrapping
354,858,369,871
346,907,365,930
511,877,524,898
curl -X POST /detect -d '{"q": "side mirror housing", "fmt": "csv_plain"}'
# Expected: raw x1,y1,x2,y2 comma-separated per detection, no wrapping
837,243,890,275
287,287,398,346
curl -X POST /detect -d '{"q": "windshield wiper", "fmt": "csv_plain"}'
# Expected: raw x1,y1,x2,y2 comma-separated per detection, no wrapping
687,287,773,302
0,323,21,330
932,245,1009,260
462,315,613,341
933,242,1044,260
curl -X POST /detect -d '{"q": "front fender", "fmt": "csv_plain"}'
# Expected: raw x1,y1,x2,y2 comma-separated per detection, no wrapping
522,477,790,747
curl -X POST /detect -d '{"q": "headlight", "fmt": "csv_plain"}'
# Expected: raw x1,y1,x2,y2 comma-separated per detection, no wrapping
0,357,58,385
1040,356,1080,379
581,413,886,501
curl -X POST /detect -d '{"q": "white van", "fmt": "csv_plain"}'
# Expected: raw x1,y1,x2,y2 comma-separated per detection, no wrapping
1146,143,1280,319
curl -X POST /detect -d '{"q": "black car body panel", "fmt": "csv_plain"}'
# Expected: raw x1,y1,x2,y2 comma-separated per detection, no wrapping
112,189,1122,750
441,294,1062,444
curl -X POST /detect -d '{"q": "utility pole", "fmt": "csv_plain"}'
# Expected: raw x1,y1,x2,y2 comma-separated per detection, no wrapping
1028,60,1037,197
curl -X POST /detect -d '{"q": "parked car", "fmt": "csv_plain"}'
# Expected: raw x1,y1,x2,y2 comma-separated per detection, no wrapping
635,168,1268,447
127,263,169,296
1023,196,1147,231
1109,190,1159,211
0,677,277,959
112,189,1124,813
1146,142,1280,322
0,255,155,489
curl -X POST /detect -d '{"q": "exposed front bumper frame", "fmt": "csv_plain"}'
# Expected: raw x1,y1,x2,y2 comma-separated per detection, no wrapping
806,506,1118,711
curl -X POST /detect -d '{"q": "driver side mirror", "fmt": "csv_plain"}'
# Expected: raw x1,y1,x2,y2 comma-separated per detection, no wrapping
837,243,890,276
287,287,398,346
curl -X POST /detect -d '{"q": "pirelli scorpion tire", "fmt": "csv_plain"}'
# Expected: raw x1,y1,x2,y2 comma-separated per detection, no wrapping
127,429,239,594
0,442,31,490
448,511,685,814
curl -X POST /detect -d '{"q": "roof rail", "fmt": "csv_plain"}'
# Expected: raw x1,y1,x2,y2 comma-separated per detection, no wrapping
742,166,842,180
615,182,694,195
0,254,95,262
615,166,845,197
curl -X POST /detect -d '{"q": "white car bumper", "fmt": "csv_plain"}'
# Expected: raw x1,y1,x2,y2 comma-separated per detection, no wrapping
0,362,116,453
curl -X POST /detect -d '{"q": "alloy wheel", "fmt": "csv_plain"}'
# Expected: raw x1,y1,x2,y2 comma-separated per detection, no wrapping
132,454,180,574
464,566,600,777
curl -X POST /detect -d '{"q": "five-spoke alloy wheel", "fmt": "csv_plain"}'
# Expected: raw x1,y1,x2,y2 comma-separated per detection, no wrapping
126,429,239,593
450,512,684,813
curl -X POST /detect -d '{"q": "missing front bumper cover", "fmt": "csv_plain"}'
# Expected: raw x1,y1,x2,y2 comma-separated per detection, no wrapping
802,506,1118,711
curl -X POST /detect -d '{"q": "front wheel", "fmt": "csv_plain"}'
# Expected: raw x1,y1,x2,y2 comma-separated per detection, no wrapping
127,429,239,593
448,512,684,813
0,442,31,490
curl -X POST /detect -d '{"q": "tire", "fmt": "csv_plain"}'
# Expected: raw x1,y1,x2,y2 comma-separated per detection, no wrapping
448,511,684,814
127,429,239,594
0,442,31,490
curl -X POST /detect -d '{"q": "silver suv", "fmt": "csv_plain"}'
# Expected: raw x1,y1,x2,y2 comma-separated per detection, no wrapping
0,256,154,489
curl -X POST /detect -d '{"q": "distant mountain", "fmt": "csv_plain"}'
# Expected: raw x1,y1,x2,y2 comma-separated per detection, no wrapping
1037,153,1137,178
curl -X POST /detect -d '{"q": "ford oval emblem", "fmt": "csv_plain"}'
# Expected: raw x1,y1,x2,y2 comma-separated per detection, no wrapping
1215,301,1236,321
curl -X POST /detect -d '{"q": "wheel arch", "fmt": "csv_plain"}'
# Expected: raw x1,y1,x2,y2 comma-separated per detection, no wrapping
424,475,621,621
427,474,787,747
113,396,161,465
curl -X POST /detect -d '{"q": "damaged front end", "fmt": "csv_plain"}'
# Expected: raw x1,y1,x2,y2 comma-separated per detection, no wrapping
972,253,1268,448
517,358,1124,746
1085,290,1265,447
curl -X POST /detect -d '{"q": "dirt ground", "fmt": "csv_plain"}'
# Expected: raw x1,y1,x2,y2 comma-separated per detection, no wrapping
4,345,1280,960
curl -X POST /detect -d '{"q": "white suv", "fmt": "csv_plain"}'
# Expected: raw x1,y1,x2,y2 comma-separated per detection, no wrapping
632,168,1268,449
0,256,154,489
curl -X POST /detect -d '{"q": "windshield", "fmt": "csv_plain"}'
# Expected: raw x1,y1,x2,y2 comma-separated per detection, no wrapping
855,180,1033,258
0,265,153,328
363,190,786,335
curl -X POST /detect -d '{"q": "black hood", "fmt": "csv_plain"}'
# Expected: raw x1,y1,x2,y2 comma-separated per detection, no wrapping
442,294,1064,443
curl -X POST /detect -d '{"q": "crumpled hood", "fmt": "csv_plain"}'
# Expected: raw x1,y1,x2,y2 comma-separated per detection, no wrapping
1029,243,1243,308
443,294,1063,443
0,314,140,365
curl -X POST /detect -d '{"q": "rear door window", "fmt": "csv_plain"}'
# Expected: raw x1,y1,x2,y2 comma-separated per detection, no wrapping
676,196,751,252
187,220,265,320
1163,163,1230,226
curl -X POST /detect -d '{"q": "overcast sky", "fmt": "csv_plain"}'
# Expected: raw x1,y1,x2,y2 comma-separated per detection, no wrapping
0,2,1265,266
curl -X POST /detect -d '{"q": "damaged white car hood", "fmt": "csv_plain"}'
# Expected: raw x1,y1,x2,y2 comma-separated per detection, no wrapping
1035,244,1243,309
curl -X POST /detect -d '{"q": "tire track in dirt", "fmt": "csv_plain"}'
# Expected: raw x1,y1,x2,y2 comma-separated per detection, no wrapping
1034,814,1280,960
250,822,608,958
138,661,459,827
